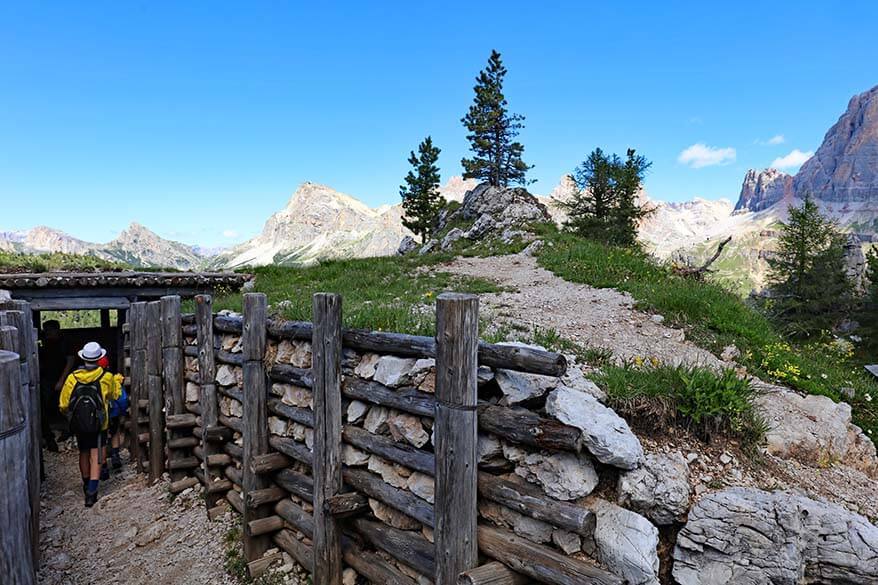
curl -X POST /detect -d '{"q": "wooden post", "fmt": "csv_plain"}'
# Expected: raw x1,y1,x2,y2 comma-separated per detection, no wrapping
128,302,147,472
196,294,224,510
100,308,111,329
242,293,271,560
116,309,127,375
434,293,479,585
146,300,165,481
0,348,35,585
161,296,185,481
312,292,343,585
0,304,40,568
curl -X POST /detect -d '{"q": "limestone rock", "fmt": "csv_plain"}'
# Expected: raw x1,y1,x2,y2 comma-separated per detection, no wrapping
369,499,420,530
546,385,643,470
406,472,435,504
522,239,544,256
495,369,559,404
367,456,409,489
275,340,311,368
215,365,237,387
460,184,551,227
387,413,429,448
373,356,418,387
464,213,496,240
185,382,200,403
276,384,312,408
478,501,553,544
561,363,607,402
514,451,598,501
552,529,582,555
673,487,878,585
354,353,381,379
268,416,288,436
589,498,660,585
346,400,368,424
477,434,503,463
221,335,241,352
734,168,794,212
440,227,465,251
364,406,390,434
617,451,690,525
342,444,370,466
418,239,437,255
397,235,418,255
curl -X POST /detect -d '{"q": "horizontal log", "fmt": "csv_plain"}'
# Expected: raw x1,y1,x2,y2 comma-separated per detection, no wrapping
275,499,315,537
168,456,199,470
218,415,243,433
169,476,200,494
192,425,204,437
250,452,291,474
249,515,284,537
267,398,314,427
325,492,369,518
343,468,434,528
478,405,581,452
227,489,244,514
205,314,566,375
343,378,434,418
478,474,596,538
274,468,314,501
268,436,312,465
207,453,232,467
269,364,313,388
224,442,243,461
185,401,202,415
206,478,233,494
342,425,434,476
225,466,243,487
29,296,130,311
217,385,243,402
353,518,434,578
246,486,287,508
208,505,227,521
204,424,233,442
458,562,530,585
168,436,200,449
247,551,283,578
478,525,622,585
273,529,314,573
166,413,198,429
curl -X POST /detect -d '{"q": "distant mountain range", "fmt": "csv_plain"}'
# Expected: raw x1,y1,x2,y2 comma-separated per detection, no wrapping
3,84,876,292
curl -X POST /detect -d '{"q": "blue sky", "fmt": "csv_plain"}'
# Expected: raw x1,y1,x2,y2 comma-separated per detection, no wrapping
2,2,877,247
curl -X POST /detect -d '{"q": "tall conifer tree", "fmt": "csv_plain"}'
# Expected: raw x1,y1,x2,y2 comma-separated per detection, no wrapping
461,50,531,187
400,136,445,242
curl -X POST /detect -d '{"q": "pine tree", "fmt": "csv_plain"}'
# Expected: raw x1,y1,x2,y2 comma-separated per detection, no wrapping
557,148,652,246
856,247,878,350
400,136,445,243
765,197,852,338
461,50,532,187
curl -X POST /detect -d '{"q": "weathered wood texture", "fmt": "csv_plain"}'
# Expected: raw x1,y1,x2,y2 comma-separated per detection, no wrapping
242,293,271,560
0,346,35,584
161,296,187,481
128,302,147,472
457,562,530,585
311,292,344,585
146,301,165,481
434,293,479,585
196,294,225,508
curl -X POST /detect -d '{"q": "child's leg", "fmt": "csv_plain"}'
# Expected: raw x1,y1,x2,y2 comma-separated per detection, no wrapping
89,447,100,481
79,451,90,479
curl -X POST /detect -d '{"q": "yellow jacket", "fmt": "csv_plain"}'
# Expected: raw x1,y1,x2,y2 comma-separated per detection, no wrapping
59,367,122,431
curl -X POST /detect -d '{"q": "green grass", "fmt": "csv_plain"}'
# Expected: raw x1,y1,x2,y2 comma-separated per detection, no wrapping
205,254,501,336
0,250,127,272
596,364,765,447
536,225,878,441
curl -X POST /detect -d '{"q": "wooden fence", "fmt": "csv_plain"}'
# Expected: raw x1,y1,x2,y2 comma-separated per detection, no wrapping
0,299,41,585
129,292,624,585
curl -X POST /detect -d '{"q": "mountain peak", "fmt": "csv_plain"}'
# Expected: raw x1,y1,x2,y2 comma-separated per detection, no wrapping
734,168,794,213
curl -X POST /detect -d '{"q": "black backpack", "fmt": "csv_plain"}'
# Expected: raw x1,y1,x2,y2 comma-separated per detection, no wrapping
69,372,106,435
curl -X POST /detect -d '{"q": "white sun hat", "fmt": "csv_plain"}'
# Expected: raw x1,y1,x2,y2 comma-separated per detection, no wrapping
78,341,107,362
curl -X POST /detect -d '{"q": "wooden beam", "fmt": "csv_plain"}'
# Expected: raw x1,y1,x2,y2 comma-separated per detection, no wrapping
28,296,131,311
434,293,479,585
312,292,344,585
161,296,187,482
146,300,165,482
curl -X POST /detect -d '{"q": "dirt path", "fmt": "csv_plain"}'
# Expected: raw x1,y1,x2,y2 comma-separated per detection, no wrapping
38,445,236,585
444,253,724,367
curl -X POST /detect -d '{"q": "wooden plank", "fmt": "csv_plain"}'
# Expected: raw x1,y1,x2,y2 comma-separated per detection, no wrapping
146,301,165,481
311,292,344,585
196,294,223,509
273,529,314,573
248,515,284,537
161,296,186,481
245,486,287,508
28,296,131,311
343,468,434,528
324,492,369,517
242,293,271,561
434,293,479,585
128,302,147,473
169,476,199,494
457,562,530,585
477,525,623,585
353,518,435,578
250,452,290,474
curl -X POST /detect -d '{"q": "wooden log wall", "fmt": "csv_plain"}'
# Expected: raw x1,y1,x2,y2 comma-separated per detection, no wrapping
138,294,628,585
128,302,148,473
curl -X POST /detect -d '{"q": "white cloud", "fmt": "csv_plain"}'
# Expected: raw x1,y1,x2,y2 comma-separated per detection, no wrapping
767,134,785,145
222,229,239,239
677,143,737,168
771,149,814,169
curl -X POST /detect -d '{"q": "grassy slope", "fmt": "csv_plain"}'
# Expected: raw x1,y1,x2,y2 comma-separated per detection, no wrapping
0,250,127,272
537,225,878,440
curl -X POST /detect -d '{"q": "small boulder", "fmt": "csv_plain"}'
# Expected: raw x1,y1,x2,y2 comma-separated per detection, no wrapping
185,382,200,403
546,385,643,470
514,451,598,501
387,413,430,448
354,353,381,379
464,213,496,240
406,472,435,503
440,227,465,251
418,239,438,255
588,499,660,585
346,400,369,424
363,406,390,434
617,451,691,525
397,235,418,255
215,365,237,387
373,356,418,387
495,369,559,404
522,239,544,256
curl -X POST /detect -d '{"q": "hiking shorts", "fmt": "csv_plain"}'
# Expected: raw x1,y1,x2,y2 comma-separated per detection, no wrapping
107,417,121,437
76,431,107,452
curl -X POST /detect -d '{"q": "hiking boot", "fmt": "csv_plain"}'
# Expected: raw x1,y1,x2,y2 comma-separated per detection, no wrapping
100,466,110,481
45,436,59,453
84,491,99,508
111,454,122,470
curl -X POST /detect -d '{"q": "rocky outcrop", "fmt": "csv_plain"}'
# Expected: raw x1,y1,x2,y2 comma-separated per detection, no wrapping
673,487,878,584
617,451,690,525
734,168,794,212
397,235,417,255
755,383,878,477
794,84,878,203
460,183,551,227
587,498,660,585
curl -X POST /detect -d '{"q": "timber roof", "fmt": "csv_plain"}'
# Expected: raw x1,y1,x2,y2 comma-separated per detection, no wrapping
0,271,249,290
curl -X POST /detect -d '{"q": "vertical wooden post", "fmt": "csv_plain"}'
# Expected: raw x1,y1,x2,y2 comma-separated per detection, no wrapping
116,309,127,375
128,302,147,472
0,304,40,568
161,296,185,481
312,292,343,585
0,347,35,585
196,294,223,510
146,300,165,482
100,308,111,329
242,293,270,560
434,293,479,585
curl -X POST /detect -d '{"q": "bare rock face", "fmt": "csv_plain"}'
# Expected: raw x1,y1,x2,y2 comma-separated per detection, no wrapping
734,168,794,212
794,84,878,203
673,487,878,585
617,451,691,525
545,385,644,470
460,183,552,228
587,498,660,585
755,384,878,477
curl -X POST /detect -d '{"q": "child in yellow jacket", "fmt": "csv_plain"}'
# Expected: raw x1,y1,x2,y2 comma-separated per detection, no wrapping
59,342,121,507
